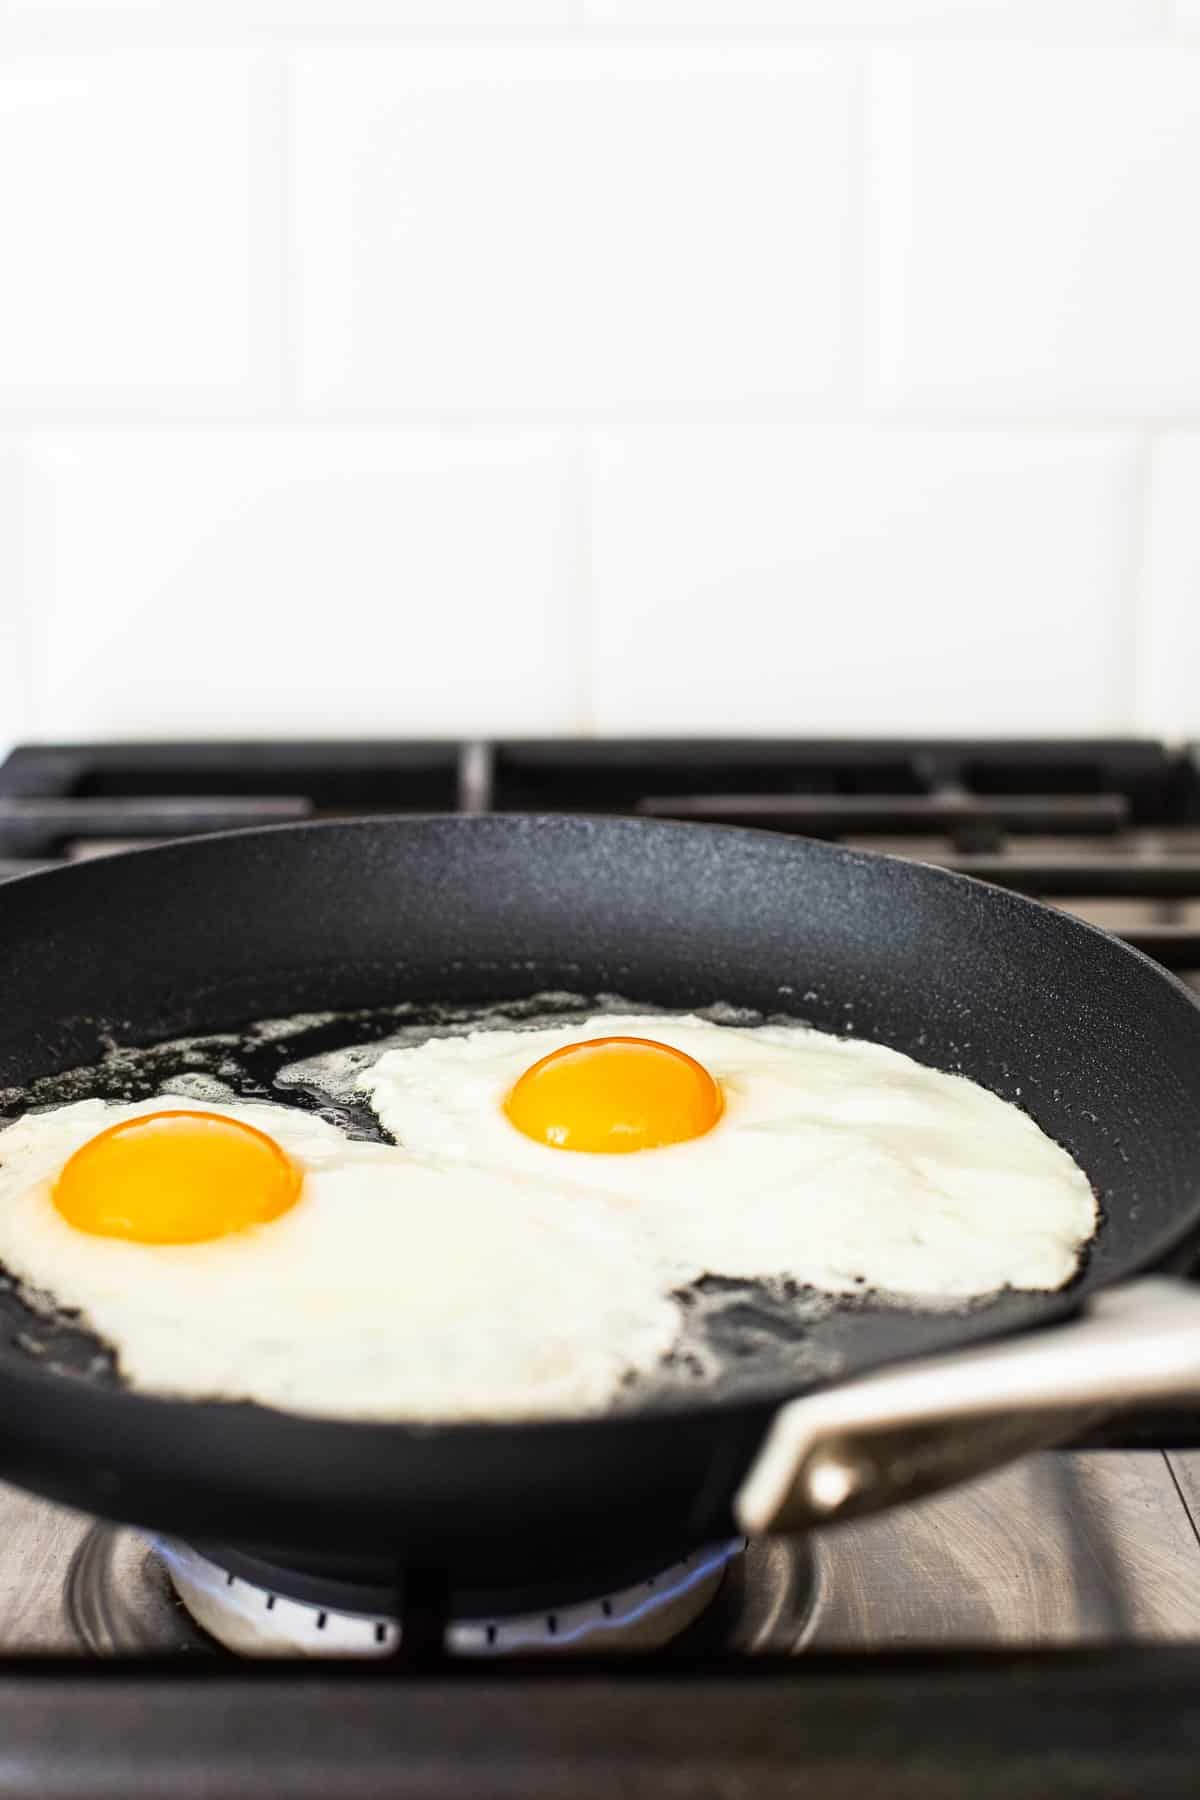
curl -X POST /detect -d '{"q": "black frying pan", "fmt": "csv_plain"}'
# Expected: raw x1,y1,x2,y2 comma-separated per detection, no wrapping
1,814,1199,1588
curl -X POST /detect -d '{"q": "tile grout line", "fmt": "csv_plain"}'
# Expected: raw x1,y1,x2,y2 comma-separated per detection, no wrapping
1126,428,1162,732
568,430,594,733
15,427,54,746
274,46,300,419
843,47,874,419
241,44,300,424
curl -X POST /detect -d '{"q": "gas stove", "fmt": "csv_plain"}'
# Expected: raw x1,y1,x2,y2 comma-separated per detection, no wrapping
2,738,1200,1796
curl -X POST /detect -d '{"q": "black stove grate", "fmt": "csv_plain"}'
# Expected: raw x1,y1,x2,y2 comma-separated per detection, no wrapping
4,738,1200,971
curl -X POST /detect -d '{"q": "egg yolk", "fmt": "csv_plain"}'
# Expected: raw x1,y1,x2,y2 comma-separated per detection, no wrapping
52,1110,302,1244
503,1036,723,1153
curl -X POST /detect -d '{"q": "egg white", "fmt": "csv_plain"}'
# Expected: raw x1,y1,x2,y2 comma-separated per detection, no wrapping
0,1097,682,1421
360,1014,1099,1301
0,1018,1099,1425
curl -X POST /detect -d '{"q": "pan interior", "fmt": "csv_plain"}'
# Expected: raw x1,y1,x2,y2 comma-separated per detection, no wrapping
0,989,1094,1417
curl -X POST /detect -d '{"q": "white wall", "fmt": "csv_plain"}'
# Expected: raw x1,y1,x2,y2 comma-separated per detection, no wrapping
1,2,1198,742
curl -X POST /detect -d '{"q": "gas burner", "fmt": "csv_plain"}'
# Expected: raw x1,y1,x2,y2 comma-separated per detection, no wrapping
164,1541,741,1657
65,1525,820,1658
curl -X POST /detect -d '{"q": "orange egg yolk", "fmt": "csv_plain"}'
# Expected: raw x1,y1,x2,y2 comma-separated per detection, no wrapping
52,1110,302,1244
503,1036,724,1154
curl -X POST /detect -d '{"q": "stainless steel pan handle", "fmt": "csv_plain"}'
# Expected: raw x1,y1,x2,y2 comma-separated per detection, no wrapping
735,1278,1200,1536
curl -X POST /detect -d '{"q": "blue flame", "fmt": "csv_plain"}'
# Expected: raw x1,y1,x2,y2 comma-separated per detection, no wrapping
528,1539,743,1649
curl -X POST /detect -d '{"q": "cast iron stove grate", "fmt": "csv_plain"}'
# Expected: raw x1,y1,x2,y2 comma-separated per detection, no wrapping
4,735,1200,968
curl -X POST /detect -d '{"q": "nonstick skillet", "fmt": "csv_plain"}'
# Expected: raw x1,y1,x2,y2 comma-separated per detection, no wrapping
1,813,1200,1589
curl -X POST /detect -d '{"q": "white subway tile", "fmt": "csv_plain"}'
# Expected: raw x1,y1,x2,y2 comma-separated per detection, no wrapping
872,48,1200,417
0,53,273,410
24,432,579,736
0,3,573,45
588,428,1139,734
1141,435,1200,738
581,1,1157,37
1175,1,1200,34
294,48,857,416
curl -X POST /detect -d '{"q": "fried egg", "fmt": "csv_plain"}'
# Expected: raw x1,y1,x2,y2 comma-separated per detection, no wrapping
361,1014,1098,1301
0,1097,681,1419
0,1015,1098,1424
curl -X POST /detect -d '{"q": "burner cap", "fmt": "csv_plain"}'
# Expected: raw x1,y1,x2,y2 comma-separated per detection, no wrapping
66,1524,820,1658
162,1539,744,1657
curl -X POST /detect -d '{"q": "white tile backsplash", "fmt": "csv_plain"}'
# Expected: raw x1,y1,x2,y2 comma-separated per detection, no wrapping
588,429,1140,734
22,432,579,736
0,2,576,44
0,12,1195,744
580,1,1161,37
293,49,858,417
0,53,273,411
872,48,1200,418
0,0,1165,42
1140,435,1200,738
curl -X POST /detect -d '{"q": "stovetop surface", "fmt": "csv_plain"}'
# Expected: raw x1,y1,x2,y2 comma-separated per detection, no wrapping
9,1452,1200,1657
2,1452,1200,1794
